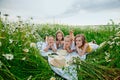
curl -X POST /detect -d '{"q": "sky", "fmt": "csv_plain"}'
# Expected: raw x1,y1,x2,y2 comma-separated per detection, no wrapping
0,0,120,25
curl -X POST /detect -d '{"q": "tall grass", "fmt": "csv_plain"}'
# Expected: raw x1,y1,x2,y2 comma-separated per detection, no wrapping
0,19,54,80
0,18,120,80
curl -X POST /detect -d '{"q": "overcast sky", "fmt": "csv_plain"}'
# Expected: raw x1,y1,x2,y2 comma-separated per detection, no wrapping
0,0,120,25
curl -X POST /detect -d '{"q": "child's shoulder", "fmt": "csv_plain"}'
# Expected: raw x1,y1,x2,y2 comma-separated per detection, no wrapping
84,43,89,47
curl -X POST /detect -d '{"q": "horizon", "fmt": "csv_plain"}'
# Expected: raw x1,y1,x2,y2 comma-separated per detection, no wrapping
0,0,120,25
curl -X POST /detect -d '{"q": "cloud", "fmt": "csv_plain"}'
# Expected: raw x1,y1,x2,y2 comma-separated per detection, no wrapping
56,0,120,18
0,0,74,18
0,0,120,19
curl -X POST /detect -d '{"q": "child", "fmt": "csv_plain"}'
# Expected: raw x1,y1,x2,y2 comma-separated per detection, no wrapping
74,34,99,58
42,36,57,52
63,35,75,53
69,29,74,42
56,30,64,49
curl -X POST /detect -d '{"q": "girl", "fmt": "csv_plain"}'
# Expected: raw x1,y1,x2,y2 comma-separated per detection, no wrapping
42,36,57,52
75,34,99,58
56,30,64,49
63,35,75,53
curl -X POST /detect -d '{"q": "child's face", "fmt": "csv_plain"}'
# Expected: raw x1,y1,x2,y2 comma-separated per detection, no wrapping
64,37,71,46
75,37,83,47
57,33,63,40
48,37,54,44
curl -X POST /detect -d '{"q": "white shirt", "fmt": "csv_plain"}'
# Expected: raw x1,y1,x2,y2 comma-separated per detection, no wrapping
70,42,75,51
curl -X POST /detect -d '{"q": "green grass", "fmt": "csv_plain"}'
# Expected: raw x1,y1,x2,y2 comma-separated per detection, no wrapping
0,18,120,80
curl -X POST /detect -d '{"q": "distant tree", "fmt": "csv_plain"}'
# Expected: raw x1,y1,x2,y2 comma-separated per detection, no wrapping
3,14,9,21
3,13,9,17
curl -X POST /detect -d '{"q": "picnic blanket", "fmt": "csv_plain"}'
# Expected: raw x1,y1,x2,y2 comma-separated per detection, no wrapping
48,51,79,80
37,42,87,80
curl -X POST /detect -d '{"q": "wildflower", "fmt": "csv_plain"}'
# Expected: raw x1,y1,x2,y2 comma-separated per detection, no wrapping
110,46,113,49
67,58,73,65
2,54,14,60
23,48,29,53
105,52,110,57
113,37,119,41
117,31,120,34
25,33,30,38
110,42,115,45
105,52,111,62
21,57,26,60
116,31,120,36
93,58,96,61
50,77,56,80
36,41,43,49
27,75,32,80
105,57,111,62
31,30,35,34
72,58,76,63
115,27,120,31
107,41,111,45
116,42,120,46
1,30,5,32
99,41,106,48
0,61,2,68
0,41,2,47
9,66,11,68
30,42,36,48
9,39,13,44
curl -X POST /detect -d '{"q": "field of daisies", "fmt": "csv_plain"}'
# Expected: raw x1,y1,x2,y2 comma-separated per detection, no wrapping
0,17,120,80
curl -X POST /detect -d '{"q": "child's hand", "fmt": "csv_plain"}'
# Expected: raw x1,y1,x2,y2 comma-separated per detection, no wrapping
76,45,79,51
64,44,69,50
66,47,72,53
76,45,83,56
63,44,72,53
49,43,54,47
47,44,51,48
50,44,57,52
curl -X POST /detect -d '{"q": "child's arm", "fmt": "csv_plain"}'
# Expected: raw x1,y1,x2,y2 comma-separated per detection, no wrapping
56,41,60,48
76,43,89,56
51,43,57,52
63,44,72,53
69,30,74,41
51,46,57,52
43,43,50,52
43,45,50,52
41,43,49,52
66,47,73,53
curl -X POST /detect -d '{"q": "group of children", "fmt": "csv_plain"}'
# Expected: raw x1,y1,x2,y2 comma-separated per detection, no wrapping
41,29,99,57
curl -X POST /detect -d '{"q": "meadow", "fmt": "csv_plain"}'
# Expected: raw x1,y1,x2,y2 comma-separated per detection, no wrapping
0,17,120,80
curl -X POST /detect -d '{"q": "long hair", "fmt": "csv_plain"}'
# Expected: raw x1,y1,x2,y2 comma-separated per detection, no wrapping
56,30,64,41
74,34,86,47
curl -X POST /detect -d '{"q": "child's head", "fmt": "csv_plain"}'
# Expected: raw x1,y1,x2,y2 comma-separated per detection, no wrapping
75,34,86,47
48,36,54,44
64,35,72,46
56,30,64,41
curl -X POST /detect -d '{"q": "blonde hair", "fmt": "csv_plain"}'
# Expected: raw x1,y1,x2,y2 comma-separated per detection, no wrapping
64,35,72,41
48,35,54,39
